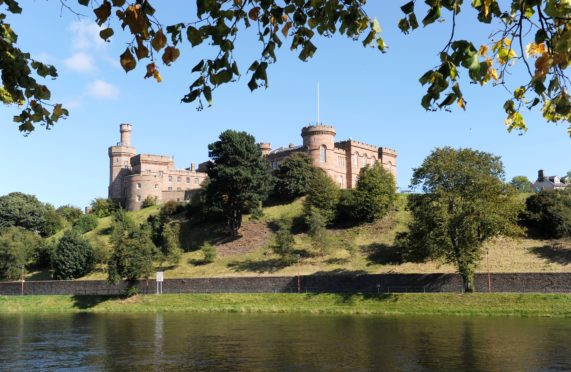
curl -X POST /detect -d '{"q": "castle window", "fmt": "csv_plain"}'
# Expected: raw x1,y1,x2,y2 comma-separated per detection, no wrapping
387,161,393,172
320,145,327,163
177,176,181,182
168,176,172,182
338,176,344,187
186,177,190,183
361,156,366,168
154,184,158,189
177,187,181,191
168,187,172,191
195,178,199,184
159,171,163,177
136,195,141,202
337,156,345,167
136,183,141,189
353,154,358,167
370,157,375,166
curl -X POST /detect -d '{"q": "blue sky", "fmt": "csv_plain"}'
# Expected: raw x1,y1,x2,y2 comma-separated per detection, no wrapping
0,1,569,208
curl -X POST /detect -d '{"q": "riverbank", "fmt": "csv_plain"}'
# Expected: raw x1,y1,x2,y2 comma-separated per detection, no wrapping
1,293,571,317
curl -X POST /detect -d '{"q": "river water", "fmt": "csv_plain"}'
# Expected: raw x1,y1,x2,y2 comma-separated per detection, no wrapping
0,312,570,371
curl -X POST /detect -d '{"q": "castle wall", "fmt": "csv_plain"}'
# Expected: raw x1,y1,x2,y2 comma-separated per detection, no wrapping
125,174,162,211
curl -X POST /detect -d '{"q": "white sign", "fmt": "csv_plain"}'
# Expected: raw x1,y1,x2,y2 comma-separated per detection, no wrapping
156,271,164,282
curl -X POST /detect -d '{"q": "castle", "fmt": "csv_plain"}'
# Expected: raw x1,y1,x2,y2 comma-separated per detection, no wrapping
109,124,397,211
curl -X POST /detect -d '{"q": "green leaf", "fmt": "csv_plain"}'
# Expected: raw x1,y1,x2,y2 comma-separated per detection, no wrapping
186,26,202,47
401,1,414,14
99,28,114,41
422,6,440,27
203,86,212,105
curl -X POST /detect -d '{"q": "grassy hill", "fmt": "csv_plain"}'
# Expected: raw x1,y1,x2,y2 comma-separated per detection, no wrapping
26,195,571,281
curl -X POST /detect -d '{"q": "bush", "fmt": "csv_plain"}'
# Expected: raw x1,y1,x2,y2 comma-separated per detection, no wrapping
303,169,339,224
273,219,296,263
0,227,40,280
201,243,217,264
90,198,121,218
72,214,99,234
158,222,182,266
523,190,571,238
52,230,95,280
250,202,264,220
160,200,185,218
305,206,330,256
142,196,158,208
56,205,83,224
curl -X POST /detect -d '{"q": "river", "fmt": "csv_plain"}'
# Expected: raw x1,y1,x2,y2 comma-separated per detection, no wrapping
0,313,570,371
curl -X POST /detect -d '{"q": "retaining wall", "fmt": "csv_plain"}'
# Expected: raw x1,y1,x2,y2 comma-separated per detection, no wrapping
0,273,570,296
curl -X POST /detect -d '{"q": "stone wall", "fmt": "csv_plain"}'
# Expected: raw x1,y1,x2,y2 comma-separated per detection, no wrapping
1,273,570,296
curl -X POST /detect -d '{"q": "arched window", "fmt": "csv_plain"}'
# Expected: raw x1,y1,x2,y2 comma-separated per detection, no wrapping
320,145,327,162
387,161,393,172
353,153,358,167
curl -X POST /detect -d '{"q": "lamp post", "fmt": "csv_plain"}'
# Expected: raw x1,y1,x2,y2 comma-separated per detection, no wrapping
20,265,24,296
486,247,491,292
297,254,301,293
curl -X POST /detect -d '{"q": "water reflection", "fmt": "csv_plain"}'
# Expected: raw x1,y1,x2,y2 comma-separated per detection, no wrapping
0,313,570,371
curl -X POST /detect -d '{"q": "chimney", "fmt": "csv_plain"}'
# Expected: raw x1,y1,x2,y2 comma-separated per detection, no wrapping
190,163,196,171
538,169,544,182
120,123,132,147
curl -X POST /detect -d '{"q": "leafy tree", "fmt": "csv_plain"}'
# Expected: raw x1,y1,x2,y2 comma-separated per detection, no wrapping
0,227,40,280
52,230,95,280
205,130,272,236
303,169,339,224
141,196,158,208
4,1,570,134
346,163,396,223
158,222,183,267
273,153,316,202
72,214,99,234
523,190,571,238
0,192,63,237
107,218,155,284
305,206,330,256
89,198,121,218
56,205,83,224
400,147,522,292
510,175,533,193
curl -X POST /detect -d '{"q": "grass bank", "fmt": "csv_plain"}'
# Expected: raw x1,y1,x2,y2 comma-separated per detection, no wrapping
1,293,571,317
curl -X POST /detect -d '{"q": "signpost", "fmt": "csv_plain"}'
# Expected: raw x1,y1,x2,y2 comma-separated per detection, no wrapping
156,271,164,295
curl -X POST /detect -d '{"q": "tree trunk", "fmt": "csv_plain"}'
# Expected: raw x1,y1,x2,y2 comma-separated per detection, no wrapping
460,268,475,293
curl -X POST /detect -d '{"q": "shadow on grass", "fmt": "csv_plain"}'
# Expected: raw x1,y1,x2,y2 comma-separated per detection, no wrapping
26,270,52,281
227,258,290,273
363,243,403,266
324,257,351,265
531,244,571,265
72,295,117,310
302,291,396,304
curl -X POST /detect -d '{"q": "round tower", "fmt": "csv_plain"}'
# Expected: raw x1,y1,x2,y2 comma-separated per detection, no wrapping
108,124,136,204
301,125,336,167
258,142,272,156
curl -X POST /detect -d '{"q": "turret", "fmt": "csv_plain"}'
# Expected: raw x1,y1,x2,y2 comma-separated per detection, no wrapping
258,142,272,156
379,147,398,180
108,124,136,204
301,125,336,166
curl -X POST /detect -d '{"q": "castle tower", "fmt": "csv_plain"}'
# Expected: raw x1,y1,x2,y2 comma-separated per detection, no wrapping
258,142,272,156
108,124,136,204
301,125,336,169
379,147,398,180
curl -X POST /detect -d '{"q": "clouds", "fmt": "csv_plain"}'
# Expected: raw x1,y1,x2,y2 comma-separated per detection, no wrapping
68,21,105,51
87,80,119,100
64,52,96,73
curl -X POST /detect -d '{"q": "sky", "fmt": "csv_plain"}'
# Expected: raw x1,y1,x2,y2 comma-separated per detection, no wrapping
0,1,569,208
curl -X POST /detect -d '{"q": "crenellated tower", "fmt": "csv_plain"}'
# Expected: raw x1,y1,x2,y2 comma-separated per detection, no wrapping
301,125,336,169
108,124,136,204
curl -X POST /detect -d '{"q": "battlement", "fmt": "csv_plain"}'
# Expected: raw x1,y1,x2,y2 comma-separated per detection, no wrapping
336,140,378,152
301,124,336,137
380,147,398,155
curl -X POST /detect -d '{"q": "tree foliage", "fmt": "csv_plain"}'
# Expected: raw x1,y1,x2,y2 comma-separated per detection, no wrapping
0,192,63,236
273,152,316,202
272,218,296,263
0,226,40,280
3,1,569,133
303,169,339,224
56,205,83,224
523,190,571,238
52,229,95,280
72,213,99,234
205,129,272,236
510,175,533,193
89,198,121,218
400,147,522,292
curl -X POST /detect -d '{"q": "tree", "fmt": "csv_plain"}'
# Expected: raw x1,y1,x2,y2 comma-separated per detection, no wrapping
523,190,571,238
510,176,533,193
56,205,83,224
72,214,99,234
344,163,396,224
158,222,183,267
304,206,331,256
52,230,95,280
89,198,121,218
303,169,339,224
0,227,40,280
401,147,522,292
272,218,296,263
3,1,569,134
273,153,316,202
0,192,63,237
205,130,272,236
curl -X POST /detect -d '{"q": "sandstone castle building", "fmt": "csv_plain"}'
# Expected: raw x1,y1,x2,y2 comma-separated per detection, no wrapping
109,124,397,211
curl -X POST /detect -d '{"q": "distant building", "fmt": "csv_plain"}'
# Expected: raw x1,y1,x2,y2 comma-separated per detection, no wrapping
532,169,569,191
263,124,397,189
109,123,398,211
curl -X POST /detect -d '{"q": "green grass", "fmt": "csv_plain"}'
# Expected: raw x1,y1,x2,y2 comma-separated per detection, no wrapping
1,293,571,317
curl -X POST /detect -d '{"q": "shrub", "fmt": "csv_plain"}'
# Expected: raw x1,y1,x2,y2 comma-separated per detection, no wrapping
351,163,396,223
523,190,571,238
201,243,217,264
273,153,316,202
159,222,183,266
52,230,95,280
303,169,339,224
56,205,83,224
305,206,331,256
273,219,296,263
142,196,158,208
90,198,121,218
72,214,99,234
250,202,264,220
160,200,185,218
